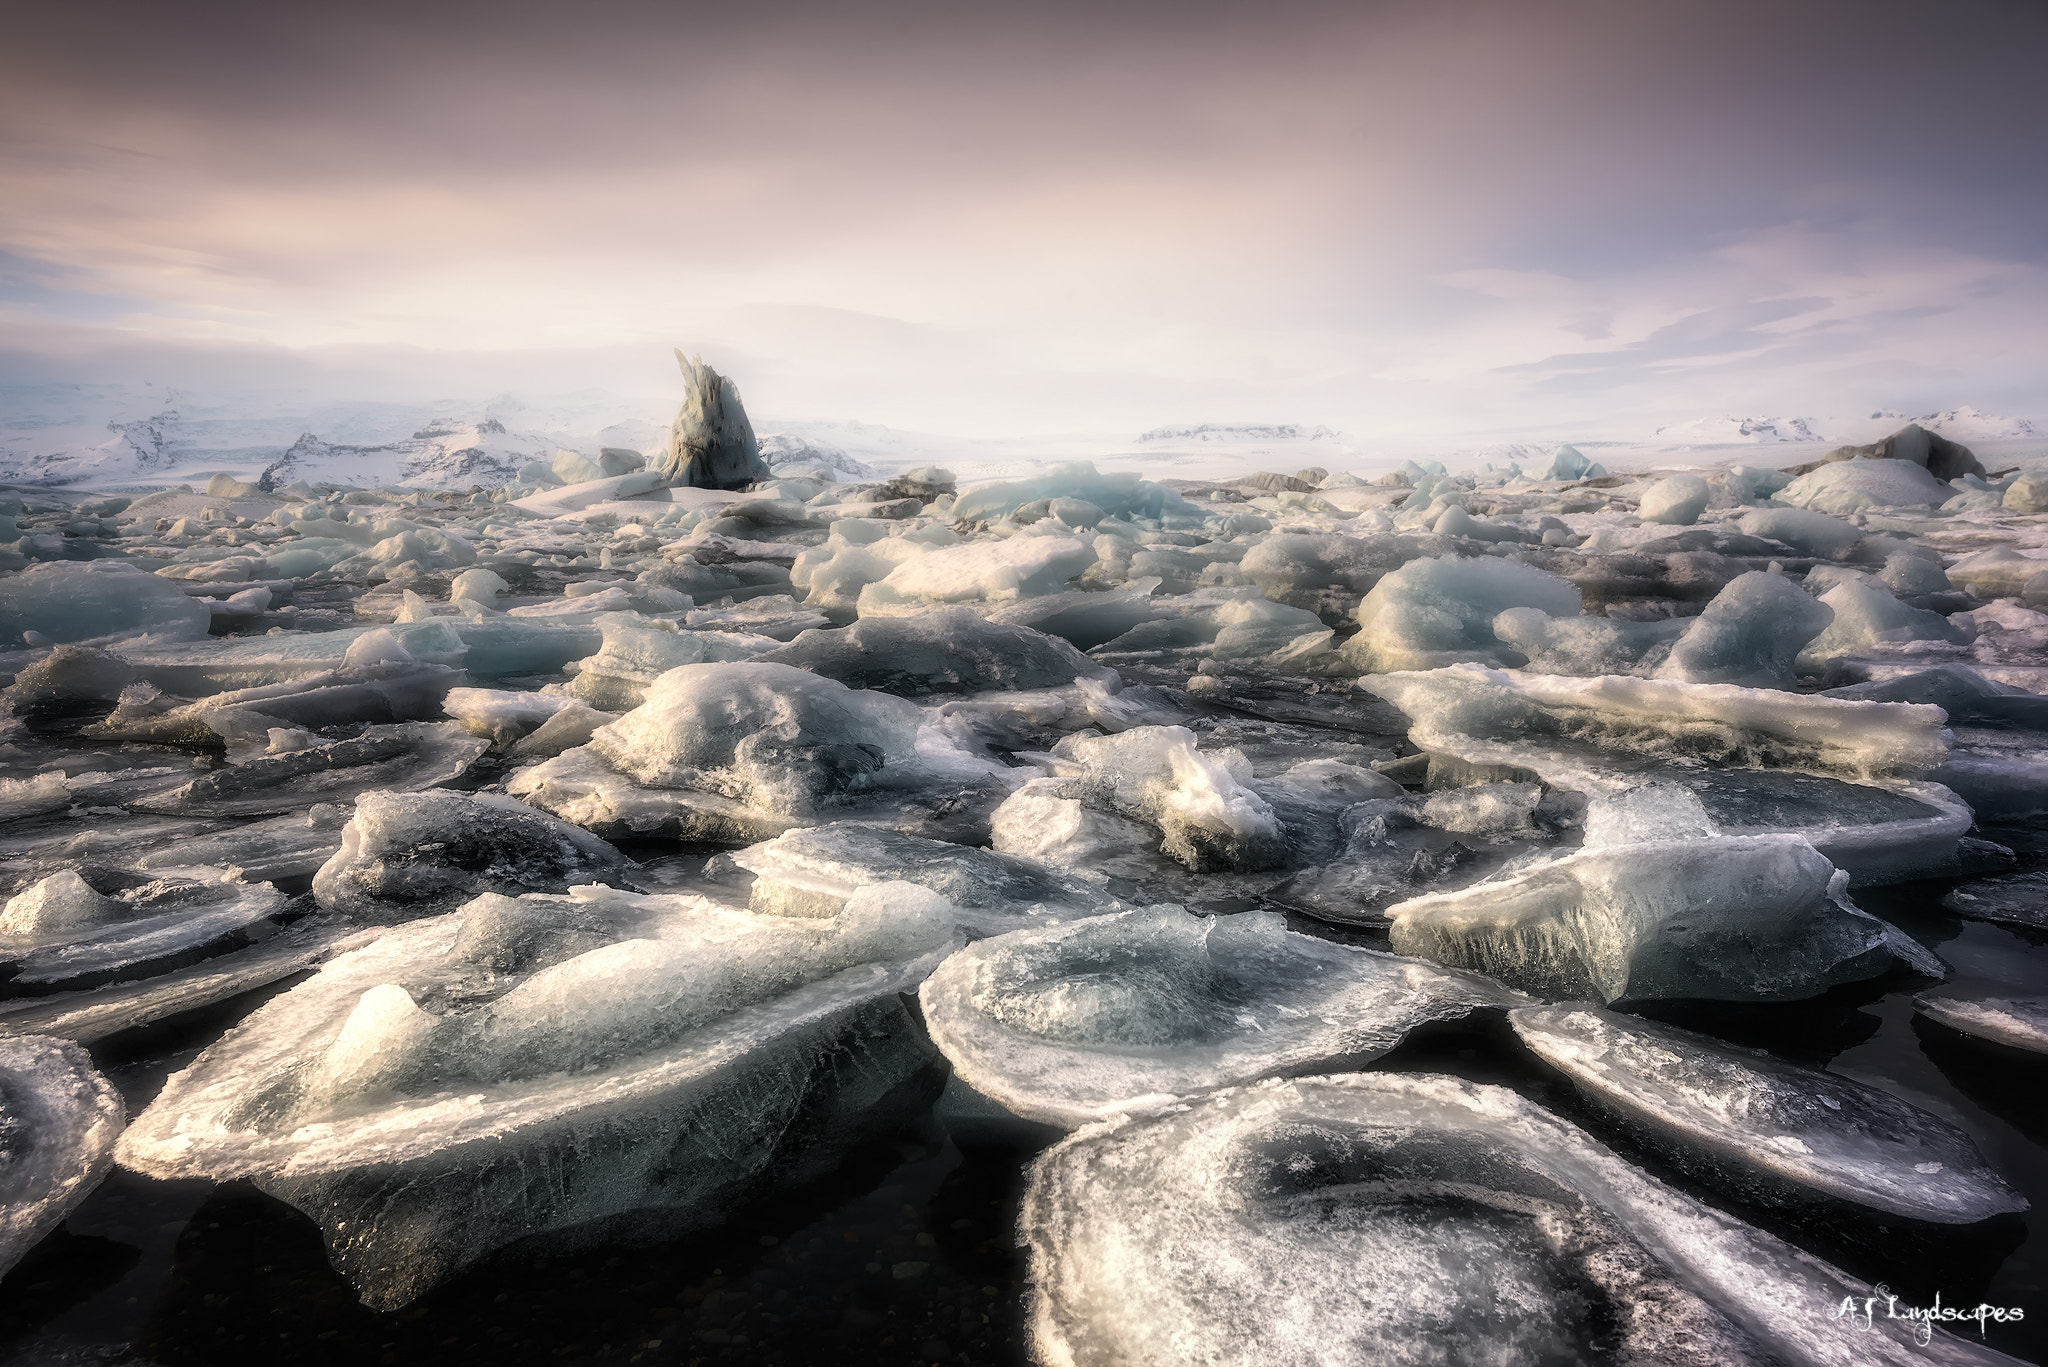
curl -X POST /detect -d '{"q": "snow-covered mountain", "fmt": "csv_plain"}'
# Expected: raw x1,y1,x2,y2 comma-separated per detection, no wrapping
1866,407,2037,441
1652,416,1823,444
1136,423,1338,443
265,419,559,488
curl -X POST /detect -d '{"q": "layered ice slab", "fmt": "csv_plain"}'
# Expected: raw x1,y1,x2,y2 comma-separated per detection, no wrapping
1020,1074,2017,1366
1915,995,2048,1056
725,825,1116,927
312,791,640,922
1511,1004,2024,1222
117,885,959,1309
918,905,1527,1128
1362,664,1970,884
130,721,488,818
1385,830,1942,1004
0,1034,124,1277
1,870,292,998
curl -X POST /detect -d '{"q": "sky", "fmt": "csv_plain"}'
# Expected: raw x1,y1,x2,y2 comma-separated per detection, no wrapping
2,0,2045,441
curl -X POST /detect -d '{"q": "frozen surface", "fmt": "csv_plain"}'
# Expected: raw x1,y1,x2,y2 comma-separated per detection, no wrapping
919,905,1527,1127
1512,1004,2025,1222
1021,1074,2018,1367
0,1034,123,1277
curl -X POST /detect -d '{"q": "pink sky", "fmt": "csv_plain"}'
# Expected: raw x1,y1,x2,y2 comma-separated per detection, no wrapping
3,0,2045,438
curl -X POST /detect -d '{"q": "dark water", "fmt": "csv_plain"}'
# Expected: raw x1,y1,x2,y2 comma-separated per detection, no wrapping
6,838,2048,1365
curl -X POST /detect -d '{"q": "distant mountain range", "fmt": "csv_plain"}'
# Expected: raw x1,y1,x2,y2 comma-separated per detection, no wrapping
1136,424,1339,443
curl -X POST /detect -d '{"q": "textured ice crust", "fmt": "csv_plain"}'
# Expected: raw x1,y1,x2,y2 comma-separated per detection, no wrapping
920,906,1528,1127
1021,1074,2016,1367
117,885,961,1307
1512,1004,2025,1222
0,1034,124,1277
1385,833,1940,1003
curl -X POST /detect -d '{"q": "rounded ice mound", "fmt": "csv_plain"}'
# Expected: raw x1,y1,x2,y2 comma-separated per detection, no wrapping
0,562,210,649
1653,570,1834,688
1735,507,1864,559
1512,1004,2026,1223
1,871,290,998
1638,474,1711,525
1021,1074,1996,1367
117,885,961,1309
920,905,1527,1128
1344,554,1581,673
588,661,925,816
1778,457,1953,514
312,790,640,922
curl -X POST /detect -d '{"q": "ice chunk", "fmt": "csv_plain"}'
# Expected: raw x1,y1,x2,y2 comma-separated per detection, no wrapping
856,537,1095,613
1020,1073,2016,1367
0,871,125,936
87,654,464,744
134,803,354,884
132,721,488,817
1914,994,2048,1056
1418,781,1542,837
0,1035,123,1277
1512,1004,2025,1222
1385,834,1937,1003
1734,507,1864,558
727,825,1116,925
1581,782,1717,846
2,646,135,716
1796,580,1973,674
1638,474,1711,525
1493,606,1692,676
0,772,74,823
919,905,1527,1127
1237,532,1433,599
0,921,344,1044
1345,554,1581,673
585,662,925,817
1266,798,1489,928
1362,663,1950,781
442,685,580,747
756,607,1115,695
1036,725,1288,871
1,872,290,997
312,791,639,922
1654,570,1834,688
117,887,958,1307
0,562,210,648
564,612,775,711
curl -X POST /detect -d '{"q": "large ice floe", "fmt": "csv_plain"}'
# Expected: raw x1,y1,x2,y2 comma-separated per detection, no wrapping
1020,1074,2018,1365
5,386,2048,1353
117,884,959,1308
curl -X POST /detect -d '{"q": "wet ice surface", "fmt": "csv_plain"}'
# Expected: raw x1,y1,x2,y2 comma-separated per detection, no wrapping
5,431,2048,1362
